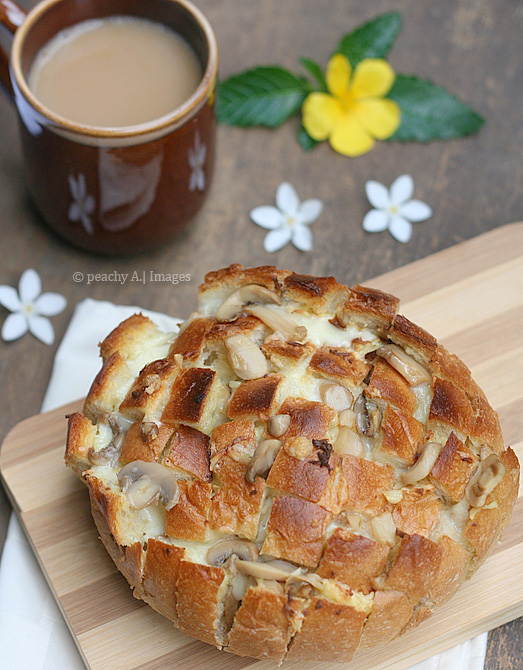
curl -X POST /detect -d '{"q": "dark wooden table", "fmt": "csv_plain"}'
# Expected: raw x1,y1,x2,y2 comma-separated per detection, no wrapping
0,1,521,667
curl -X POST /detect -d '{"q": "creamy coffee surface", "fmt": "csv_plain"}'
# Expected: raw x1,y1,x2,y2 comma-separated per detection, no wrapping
28,16,202,128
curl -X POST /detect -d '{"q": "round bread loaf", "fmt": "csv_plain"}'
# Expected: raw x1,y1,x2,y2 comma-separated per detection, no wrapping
65,264,519,663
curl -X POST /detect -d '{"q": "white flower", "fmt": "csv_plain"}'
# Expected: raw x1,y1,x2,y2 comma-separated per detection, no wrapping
0,269,66,345
250,182,323,253
188,131,206,192
363,174,432,243
68,173,96,235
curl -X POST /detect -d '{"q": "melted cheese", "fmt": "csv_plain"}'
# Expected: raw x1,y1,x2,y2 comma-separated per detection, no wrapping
412,382,433,423
263,305,376,349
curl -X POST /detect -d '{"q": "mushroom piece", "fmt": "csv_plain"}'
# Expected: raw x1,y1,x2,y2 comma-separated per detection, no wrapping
401,442,443,485
206,539,260,566
117,460,179,510
245,304,307,342
231,573,257,601
88,431,125,467
235,559,297,581
267,414,291,438
225,334,269,380
102,411,135,434
355,394,374,436
141,421,159,443
215,284,283,322
319,382,354,412
338,409,356,427
376,344,432,386
370,512,397,546
333,426,365,457
246,439,282,483
286,570,324,591
465,453,506,508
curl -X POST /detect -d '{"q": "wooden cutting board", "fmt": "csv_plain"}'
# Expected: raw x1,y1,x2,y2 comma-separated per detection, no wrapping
2,222,523,670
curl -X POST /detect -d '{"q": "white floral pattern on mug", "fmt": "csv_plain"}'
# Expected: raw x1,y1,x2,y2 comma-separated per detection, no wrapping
68,173,95,235
188,130,206,192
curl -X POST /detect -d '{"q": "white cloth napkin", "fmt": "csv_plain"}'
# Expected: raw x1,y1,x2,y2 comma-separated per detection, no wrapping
0,298,488,670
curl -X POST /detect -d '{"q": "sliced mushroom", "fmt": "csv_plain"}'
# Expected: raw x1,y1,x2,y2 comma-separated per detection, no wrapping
206,539,259,566
88,431,125,467
333,426,365,457
319,382,354,412
102,411,134,434
355,394,373,436
267,414,291,438
370,512,396,546
117,460,179,510
465,453,506,508
245,304,307,342
231,573,256,601
368,402,382,436
338,409,356,427
236,559,297,581
124,477,162,509
376,344,431,386
225,334,269,380
215,284,282,322
287,570,324,590
246,439,282,483
141,421,159,443
401,441,443,485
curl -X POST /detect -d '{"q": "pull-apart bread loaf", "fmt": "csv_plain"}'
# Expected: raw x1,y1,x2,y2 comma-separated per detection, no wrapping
66,265,519,663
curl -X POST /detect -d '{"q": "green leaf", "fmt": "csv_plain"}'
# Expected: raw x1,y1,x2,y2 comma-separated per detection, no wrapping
216,67,309,127
297,125,319,151
388,75,485,141
299,57,327,91
336,12,402,67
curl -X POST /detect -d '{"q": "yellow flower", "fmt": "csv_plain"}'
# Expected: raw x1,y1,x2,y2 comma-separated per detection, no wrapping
302,55,401,157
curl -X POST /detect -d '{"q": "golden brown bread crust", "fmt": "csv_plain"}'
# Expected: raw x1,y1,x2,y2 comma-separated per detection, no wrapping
138,539,186,623
227,586,302,661
65,264,519,663
286,596,367,662
165,480,212,541
162,425,211,481
376,405,424,465
358,590,413,649
429,432,477,503
392,487,442,537
83,351,130,421
367,358,417,414
385,534,443,606
309,347,371,384
266,443,341,511
175,560,227,646
317,528,389,593
209,456,266,540
227,375,283,420
65,412,96,475
339,284,399,331
278,397,335,439
99,313,157,362
119,421,175,464
262,495,332,568
340,455,394,516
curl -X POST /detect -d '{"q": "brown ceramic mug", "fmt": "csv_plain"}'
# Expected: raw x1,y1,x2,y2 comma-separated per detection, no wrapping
0,0,218,254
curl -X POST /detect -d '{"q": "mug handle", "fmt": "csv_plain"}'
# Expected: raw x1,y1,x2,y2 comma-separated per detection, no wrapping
0,0,27,99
